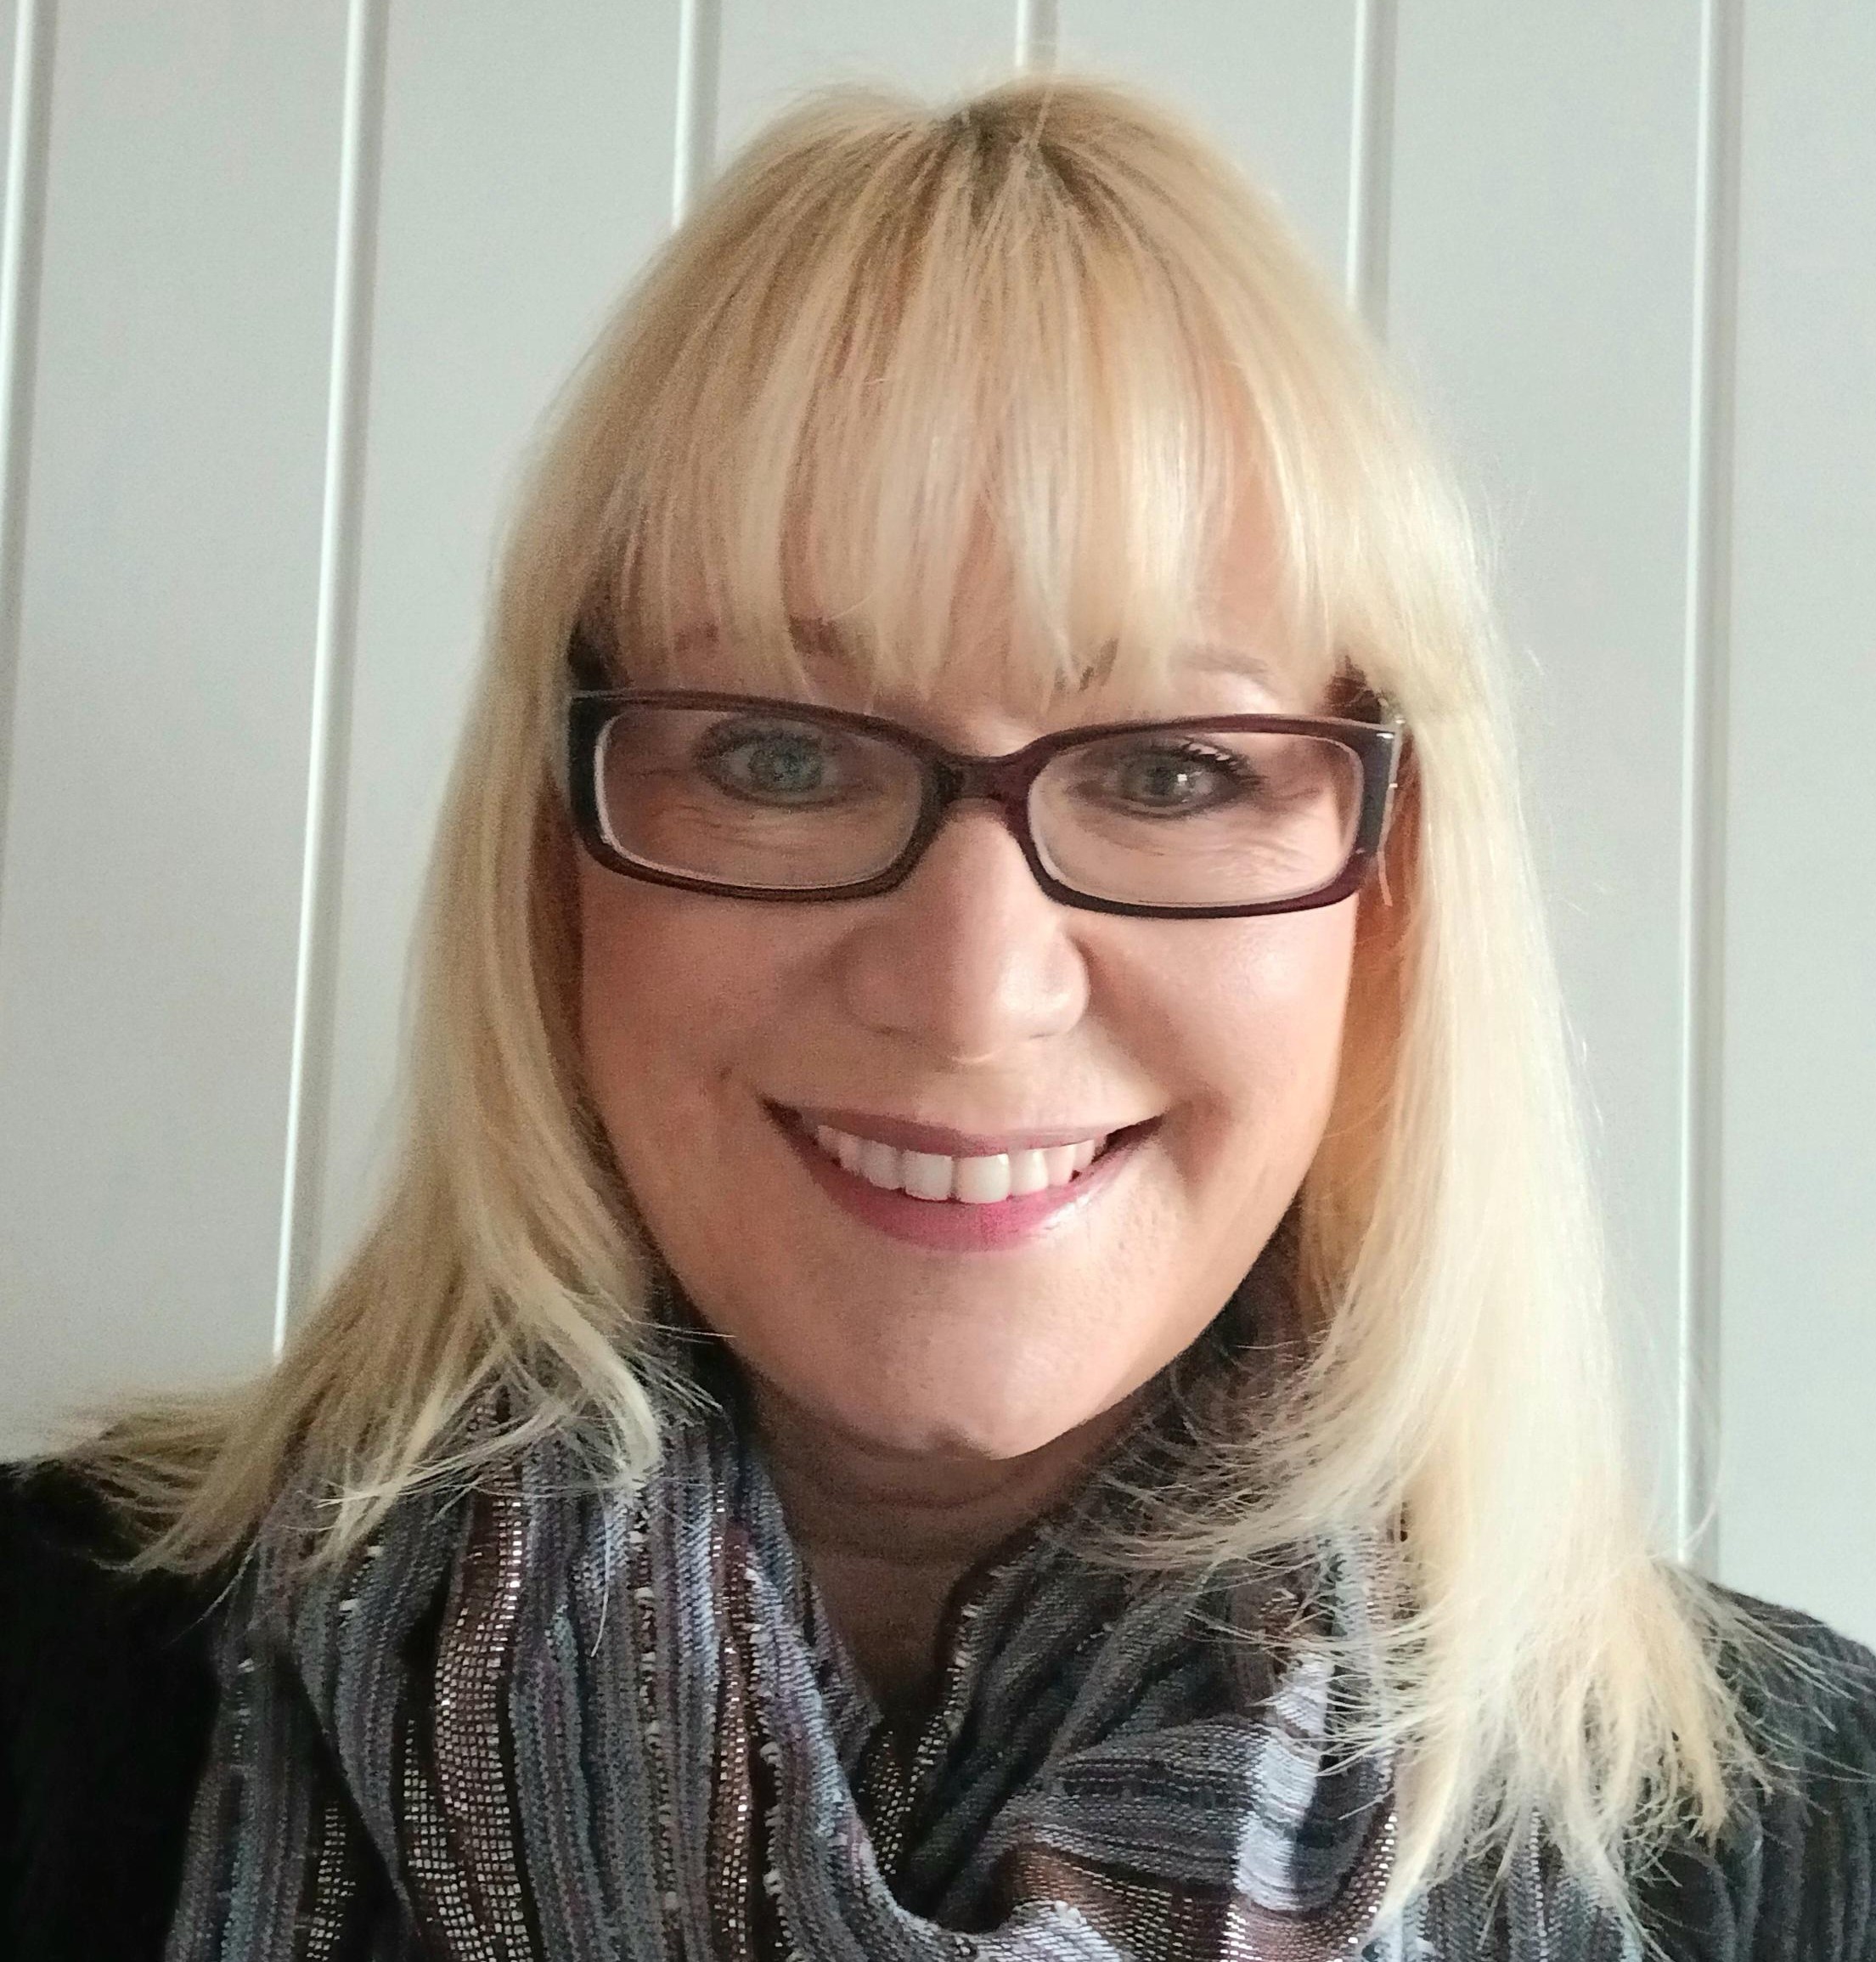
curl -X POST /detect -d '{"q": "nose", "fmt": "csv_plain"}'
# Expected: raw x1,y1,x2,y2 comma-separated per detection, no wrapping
833,799,1090,1066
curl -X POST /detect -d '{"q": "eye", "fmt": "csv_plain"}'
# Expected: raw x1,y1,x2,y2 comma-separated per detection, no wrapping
694,719,856,803
1083,737,1259,815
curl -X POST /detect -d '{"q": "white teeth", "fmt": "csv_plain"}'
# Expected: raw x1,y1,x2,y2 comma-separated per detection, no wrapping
953,1154,1011,1204
1007,1148,1050,1197
900,1150,953,1201
801,1116,1118,1203
858,1139,899,1190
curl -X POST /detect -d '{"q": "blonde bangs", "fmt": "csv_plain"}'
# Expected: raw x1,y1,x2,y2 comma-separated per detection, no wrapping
600,84,1352,713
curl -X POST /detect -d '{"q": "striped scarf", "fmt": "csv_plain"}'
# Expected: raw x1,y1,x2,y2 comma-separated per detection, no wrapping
164,1337,1627,1960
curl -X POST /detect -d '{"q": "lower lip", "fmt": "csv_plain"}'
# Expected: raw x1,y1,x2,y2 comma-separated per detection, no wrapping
773,1108,1154,1253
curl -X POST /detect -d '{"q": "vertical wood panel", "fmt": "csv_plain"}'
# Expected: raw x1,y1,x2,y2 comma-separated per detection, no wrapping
715,0,1014,169
1344,0,1394,330
0,0,35,909
314,0,681,1283
1389,1,1706,1542
673,0,721,226
1719,0,1876,1644
0,1,347,1453
273,0,388,1346
1056,0,1359,287
0,0,15,237
1674,0,1742,1574
1015,0,1058,74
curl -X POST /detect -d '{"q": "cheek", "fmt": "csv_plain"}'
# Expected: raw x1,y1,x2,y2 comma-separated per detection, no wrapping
1151,905,1359,1131
576,871,769,1135
578,876,676,1099
575,867,840,1221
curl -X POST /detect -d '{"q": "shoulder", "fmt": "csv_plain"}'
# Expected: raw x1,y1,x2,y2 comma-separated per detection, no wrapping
1,1455,226,1961
1637,1576,1876,1962
0,1450,225,1672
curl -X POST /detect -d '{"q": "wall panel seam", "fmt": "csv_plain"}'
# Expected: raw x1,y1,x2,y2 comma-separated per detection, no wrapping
1349,0,1389,337
1345,0,1394,337
673,0,720,224
1015,0,1058,75
0,0,54,956
273,0,390,1353
1677,0,1743,1574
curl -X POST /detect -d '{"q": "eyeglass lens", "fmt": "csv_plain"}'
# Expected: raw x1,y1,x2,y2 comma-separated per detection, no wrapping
594,702,1364,908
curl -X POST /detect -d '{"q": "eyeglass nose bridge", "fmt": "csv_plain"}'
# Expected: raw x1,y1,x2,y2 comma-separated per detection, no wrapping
892,747,1060,894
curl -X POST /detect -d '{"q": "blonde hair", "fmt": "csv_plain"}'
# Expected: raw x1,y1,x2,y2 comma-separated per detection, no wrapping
63,74,1813,1943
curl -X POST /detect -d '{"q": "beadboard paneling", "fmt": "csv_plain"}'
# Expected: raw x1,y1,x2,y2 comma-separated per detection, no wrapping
1388,0,1709,1546
0,0,346,1451
1717,0,1876,1639
314,0,680,1283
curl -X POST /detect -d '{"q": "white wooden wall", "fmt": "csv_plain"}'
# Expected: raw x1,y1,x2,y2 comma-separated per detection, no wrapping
0,2,1868,1643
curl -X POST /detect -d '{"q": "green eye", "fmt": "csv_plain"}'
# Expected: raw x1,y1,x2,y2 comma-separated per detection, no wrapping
696,722,842,802
1081,739,1256,816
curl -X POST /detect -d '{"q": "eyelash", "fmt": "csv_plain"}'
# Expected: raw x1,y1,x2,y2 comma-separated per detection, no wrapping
694,724,1268,815
1075,736,1265,802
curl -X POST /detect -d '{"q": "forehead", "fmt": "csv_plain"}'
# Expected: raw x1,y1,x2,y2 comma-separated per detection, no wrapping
622,491,1332,720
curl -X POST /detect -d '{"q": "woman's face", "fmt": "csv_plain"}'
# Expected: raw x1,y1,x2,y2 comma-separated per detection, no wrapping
577,530,1361,1464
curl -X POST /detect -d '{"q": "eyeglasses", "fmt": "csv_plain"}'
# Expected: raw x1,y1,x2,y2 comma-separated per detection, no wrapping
565,660,1407,921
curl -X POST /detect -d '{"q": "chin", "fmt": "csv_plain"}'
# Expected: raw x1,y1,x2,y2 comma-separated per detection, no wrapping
794,1367,1124,1466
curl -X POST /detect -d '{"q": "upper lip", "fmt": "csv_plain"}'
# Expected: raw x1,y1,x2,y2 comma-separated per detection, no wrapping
772,1101,1153,1159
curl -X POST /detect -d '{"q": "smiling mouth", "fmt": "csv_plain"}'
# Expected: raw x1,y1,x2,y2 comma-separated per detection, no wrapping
769,1102,1157,1205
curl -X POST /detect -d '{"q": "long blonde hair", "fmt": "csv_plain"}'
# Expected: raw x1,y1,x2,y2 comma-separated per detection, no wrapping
62,74,1810,1942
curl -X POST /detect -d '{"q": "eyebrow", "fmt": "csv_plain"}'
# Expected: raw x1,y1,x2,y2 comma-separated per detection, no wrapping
669,616,1289,695
1175,643,1288,691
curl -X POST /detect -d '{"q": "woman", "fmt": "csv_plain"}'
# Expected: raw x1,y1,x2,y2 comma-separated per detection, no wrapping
3,75,1872,1962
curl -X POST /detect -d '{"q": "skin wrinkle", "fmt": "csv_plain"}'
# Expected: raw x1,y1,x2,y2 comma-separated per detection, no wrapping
577,494,1363,1710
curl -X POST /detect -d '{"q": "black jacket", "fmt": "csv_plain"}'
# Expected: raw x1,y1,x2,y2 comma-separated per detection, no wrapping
2,1460,223,1960
4,1454,1876,1962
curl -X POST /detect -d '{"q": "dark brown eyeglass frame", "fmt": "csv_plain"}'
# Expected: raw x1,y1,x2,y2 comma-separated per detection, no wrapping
564,650,1410,922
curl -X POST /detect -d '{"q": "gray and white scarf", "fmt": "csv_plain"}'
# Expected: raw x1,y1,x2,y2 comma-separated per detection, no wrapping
164,1329,1630,1962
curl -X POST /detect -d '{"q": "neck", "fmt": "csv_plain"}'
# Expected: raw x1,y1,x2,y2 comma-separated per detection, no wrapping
743,1373,1138,1717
